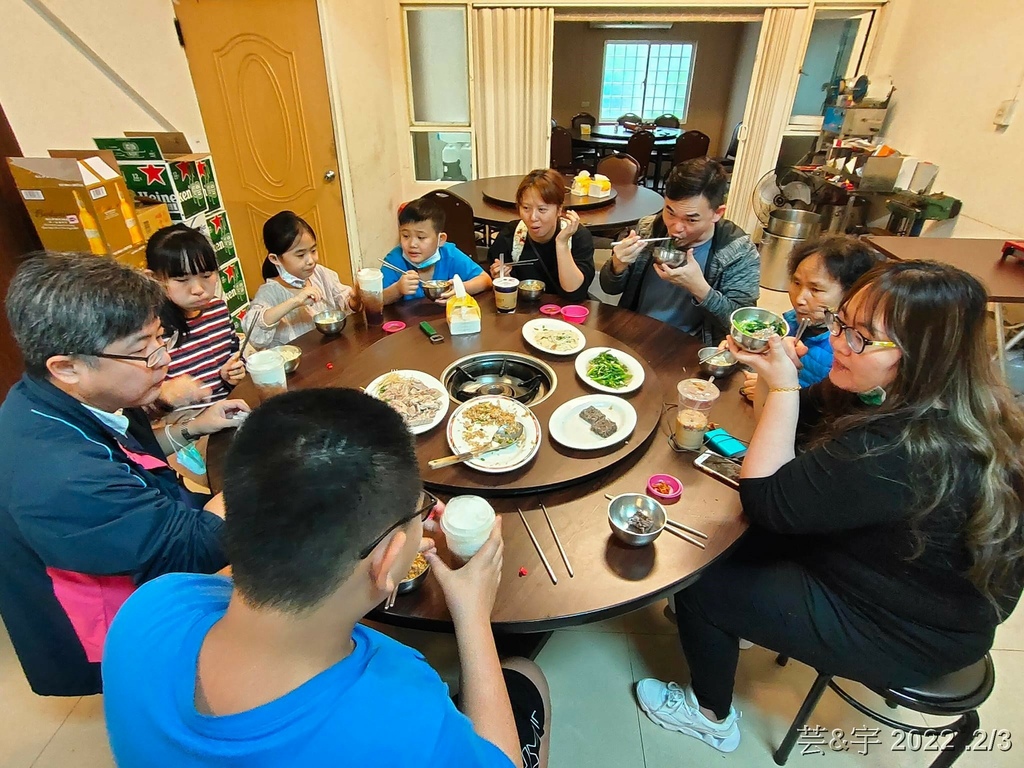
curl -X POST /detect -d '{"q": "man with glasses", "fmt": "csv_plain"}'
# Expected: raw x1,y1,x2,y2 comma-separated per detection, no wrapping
103,388,551,767
0,252,249,696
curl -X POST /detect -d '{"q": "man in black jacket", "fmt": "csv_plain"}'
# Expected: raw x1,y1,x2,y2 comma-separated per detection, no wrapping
0,252,248,695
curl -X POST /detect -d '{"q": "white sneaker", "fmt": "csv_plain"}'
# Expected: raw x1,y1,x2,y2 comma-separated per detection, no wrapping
635,679,741,753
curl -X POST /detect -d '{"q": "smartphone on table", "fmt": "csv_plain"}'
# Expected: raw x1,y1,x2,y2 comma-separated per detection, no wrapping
693,450,741,490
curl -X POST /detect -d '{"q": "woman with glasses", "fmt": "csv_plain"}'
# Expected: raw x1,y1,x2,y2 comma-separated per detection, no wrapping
635,260,1024,754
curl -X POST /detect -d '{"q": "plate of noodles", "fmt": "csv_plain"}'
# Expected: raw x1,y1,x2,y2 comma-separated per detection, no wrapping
365,369,448,435
521,318,586,356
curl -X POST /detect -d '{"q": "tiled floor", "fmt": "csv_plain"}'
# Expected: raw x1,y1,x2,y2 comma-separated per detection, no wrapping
4,285,1021,767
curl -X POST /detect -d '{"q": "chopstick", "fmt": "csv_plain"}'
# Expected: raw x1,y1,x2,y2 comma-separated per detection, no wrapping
518,508,558,585
664,525,706,549
610,236,674,247
793,317,812,343
666,518,709,540
384,585,399,611
540,503,573,578
378,258,408,276
508,259,539,268
171,401,215,413
239,314,258,362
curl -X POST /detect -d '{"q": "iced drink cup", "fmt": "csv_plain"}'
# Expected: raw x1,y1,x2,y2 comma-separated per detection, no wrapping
493,276,519,314
675,408,709,450
357,268,384,327
440,495,496,560
677,378,721,412
246,349,287,402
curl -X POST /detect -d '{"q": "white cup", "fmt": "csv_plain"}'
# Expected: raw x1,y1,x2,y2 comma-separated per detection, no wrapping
246,349,287,400
440,495,496,560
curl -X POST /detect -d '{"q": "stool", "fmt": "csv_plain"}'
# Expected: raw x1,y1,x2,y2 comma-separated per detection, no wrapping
773,653,994,768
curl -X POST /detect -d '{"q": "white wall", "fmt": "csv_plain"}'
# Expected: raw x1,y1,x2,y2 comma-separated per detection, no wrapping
869,0,1024,238
0,0,208,155
721,21,760,152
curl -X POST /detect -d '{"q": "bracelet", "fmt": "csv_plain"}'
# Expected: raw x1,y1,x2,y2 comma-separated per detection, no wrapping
768,386,801,393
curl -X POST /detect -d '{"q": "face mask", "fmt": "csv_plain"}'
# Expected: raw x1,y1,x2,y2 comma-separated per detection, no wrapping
406,247,442,271
857,386,887,407
176,442,207,475
274,262,306,288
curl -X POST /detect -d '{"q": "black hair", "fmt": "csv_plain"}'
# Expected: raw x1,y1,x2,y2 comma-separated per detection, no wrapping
222,388,421,611
663,157,728,209
6,251,165,377
261,211,316,280
146,223,220,341
787,235,885,291
399,197,446,233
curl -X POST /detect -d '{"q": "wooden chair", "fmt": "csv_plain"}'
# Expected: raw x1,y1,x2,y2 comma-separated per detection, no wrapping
672,130,711,165
550,125,576,174
654,113,680,128
714,121,742,172
571,112,599,171
570,112,596,130
421,189,478,260
596,153,641,186
624,129,656,184
617,112,643,126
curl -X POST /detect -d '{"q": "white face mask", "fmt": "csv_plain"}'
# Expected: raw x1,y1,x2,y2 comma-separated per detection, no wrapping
274,262,306,288
406,246,442,271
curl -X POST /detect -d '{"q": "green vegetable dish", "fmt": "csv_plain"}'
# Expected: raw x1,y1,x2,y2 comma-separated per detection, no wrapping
587,351,633,389
734,318,786,340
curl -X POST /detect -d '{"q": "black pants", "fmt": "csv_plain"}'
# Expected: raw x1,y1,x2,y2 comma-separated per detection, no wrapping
674,529,992,720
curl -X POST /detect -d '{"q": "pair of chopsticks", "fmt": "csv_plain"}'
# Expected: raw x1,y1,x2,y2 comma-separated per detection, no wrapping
518,504,573,585
602,493,709,549
383,585,399,611
610,236,674,247
379,258,408,276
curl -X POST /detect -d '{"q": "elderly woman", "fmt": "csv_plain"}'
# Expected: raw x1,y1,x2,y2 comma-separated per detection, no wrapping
636,261,1024,753
488,169,595,302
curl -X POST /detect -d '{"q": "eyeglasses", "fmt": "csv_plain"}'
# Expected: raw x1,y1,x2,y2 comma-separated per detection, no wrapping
89,330,179,369
824,310,898,354
358,489,438,560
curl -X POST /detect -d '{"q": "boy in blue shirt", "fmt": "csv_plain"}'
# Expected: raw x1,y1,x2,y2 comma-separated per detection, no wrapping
383,196,491,304
103,388,549,767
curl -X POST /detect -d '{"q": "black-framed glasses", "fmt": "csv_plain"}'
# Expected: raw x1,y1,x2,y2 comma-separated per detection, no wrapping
358,489,438,560
824,310,897,355
88,330,179,369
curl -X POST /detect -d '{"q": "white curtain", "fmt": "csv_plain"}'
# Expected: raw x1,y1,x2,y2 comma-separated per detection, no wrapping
726,7,812,235
473,7,554,177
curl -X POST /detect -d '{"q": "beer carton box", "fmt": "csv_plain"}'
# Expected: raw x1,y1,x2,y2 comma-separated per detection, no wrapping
206,208,236,267
218,258,249,316
196,157,220,211
134,200,173,241
7,155,137,257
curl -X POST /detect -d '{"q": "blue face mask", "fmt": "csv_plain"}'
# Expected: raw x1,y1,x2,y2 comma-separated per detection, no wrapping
274,263,306,288
405,246,442,271
858,386,887,406
175,442,207,475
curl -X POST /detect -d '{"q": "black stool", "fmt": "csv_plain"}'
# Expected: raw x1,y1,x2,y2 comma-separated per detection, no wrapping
773,653,994,768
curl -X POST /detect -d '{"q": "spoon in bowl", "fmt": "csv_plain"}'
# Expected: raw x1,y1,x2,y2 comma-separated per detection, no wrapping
428,422,525,469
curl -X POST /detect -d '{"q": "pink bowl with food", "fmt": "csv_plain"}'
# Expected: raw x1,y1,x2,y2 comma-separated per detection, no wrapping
646,474,683,504
561,305,590,324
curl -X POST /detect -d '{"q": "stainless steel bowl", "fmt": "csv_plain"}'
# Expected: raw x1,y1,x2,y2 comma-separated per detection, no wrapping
698,346,739,378
397,556,430,594
278,344,302,373
652,243,687,268
314,309,347,335
730,307,789,354
518,279,545,301
607,493,666,546
421,279,451,301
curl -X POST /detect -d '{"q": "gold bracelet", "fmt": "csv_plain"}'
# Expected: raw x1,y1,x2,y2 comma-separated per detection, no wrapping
768,386,801,393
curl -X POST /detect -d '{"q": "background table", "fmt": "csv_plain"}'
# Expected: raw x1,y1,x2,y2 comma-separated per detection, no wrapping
571,125,680,188
208,294,753,638
867,237,1024,374
447,174,663,237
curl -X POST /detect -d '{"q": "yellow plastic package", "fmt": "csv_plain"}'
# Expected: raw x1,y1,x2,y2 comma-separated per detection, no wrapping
445,275,481,335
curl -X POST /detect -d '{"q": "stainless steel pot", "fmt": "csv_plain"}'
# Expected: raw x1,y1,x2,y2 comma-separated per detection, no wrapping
766,208,821,239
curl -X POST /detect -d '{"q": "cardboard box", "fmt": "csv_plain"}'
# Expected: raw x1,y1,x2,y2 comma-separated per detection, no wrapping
205,208,237,267
116,243,148,270
7,155,139,256
218,258,249,315
134,200,173,241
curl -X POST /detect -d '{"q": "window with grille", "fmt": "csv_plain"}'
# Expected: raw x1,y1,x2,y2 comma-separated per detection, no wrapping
598,41,696,123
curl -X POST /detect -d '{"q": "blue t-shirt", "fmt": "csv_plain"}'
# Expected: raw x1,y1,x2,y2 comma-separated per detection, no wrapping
382,242,484,301
784,309,833,387
636,238,714,334
103,573,513,768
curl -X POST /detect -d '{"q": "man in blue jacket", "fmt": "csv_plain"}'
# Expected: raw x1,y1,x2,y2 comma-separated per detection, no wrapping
0,252,249,696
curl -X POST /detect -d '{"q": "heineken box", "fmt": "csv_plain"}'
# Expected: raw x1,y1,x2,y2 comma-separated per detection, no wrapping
205,208,236,267
231,306,250,335
219,258,250,316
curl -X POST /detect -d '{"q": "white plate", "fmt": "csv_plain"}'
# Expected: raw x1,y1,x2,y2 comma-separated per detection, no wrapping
446,395,542,473
365,369,448,436
521,318,586,356
574,346,645,394
548,394,637,451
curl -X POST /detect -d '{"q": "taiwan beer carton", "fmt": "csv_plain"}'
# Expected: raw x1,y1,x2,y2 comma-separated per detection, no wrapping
7,155,138,257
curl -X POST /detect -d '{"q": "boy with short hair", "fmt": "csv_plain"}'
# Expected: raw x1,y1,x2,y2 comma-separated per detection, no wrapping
102,388,549,767
383,196,491,304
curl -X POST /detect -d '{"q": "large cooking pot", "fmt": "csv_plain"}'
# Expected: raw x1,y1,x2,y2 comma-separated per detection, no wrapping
766,208,821,239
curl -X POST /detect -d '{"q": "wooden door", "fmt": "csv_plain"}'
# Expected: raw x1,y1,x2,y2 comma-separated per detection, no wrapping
174,0,352,291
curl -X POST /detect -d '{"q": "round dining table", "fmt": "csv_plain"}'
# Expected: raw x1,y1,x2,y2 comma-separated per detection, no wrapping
571,124,681,189
207,293,753,648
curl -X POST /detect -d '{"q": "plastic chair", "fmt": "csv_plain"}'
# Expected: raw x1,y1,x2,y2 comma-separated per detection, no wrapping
596,153,641,186
773,653,995,768
550,125,576,174
421,189,478,260
654,114,680,128
624,130,656,184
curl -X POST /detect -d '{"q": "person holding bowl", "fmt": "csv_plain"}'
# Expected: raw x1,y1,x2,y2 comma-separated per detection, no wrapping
636,260,1024,753
489,169,595,302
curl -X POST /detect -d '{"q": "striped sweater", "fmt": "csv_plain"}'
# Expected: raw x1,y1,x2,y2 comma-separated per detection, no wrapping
167,299,240,401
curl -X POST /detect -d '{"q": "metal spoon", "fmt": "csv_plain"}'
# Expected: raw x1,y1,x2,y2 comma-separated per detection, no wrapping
428,422,525,469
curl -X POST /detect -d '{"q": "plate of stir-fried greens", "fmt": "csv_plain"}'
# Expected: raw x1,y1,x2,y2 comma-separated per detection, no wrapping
574,347,645,394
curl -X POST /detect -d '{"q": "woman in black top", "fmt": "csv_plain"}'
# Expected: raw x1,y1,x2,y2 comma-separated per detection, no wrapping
488,169,595,302
635,261,1024,753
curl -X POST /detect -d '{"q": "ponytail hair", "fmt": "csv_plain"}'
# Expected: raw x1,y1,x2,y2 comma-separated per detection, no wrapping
261,211,316,280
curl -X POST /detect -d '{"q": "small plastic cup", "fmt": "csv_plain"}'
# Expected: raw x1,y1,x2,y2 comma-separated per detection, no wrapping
561,305,590,324
677,378,720,412
246,349,287,402
440,495,496,560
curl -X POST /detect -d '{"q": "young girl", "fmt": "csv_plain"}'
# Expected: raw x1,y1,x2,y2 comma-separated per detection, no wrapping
741,236,883,399
146,224,243,405
249,211,358,347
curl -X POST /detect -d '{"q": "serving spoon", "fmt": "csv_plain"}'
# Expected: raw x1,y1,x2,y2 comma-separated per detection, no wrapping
428,422,525,469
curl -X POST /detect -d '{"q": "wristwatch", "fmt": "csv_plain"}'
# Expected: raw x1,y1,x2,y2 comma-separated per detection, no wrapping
179,416,200,443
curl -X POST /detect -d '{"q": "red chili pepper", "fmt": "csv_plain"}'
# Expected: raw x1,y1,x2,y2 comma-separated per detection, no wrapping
326,362,334,370
518,567,528,577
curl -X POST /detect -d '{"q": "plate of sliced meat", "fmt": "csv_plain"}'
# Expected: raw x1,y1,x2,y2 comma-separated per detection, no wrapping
547,394,636,451
365,370,448,435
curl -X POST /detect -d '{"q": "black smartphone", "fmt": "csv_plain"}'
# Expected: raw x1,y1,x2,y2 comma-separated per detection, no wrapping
693,450,741,489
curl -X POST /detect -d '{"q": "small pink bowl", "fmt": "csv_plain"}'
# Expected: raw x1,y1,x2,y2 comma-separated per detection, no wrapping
539,304,562,316
382,321,407,334
561,305,590,324
647,474,683,504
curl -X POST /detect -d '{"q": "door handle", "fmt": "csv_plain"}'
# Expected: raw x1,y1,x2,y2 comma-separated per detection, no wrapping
324,170,337,182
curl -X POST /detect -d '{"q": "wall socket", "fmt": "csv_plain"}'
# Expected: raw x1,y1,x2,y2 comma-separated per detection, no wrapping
581,101,590,107
994,100,1017,127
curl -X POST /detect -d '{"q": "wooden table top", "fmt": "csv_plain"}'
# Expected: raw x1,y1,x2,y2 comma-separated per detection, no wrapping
207,294,753,633
867,236,1024,303
585,124,681,142
448,174,664,230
